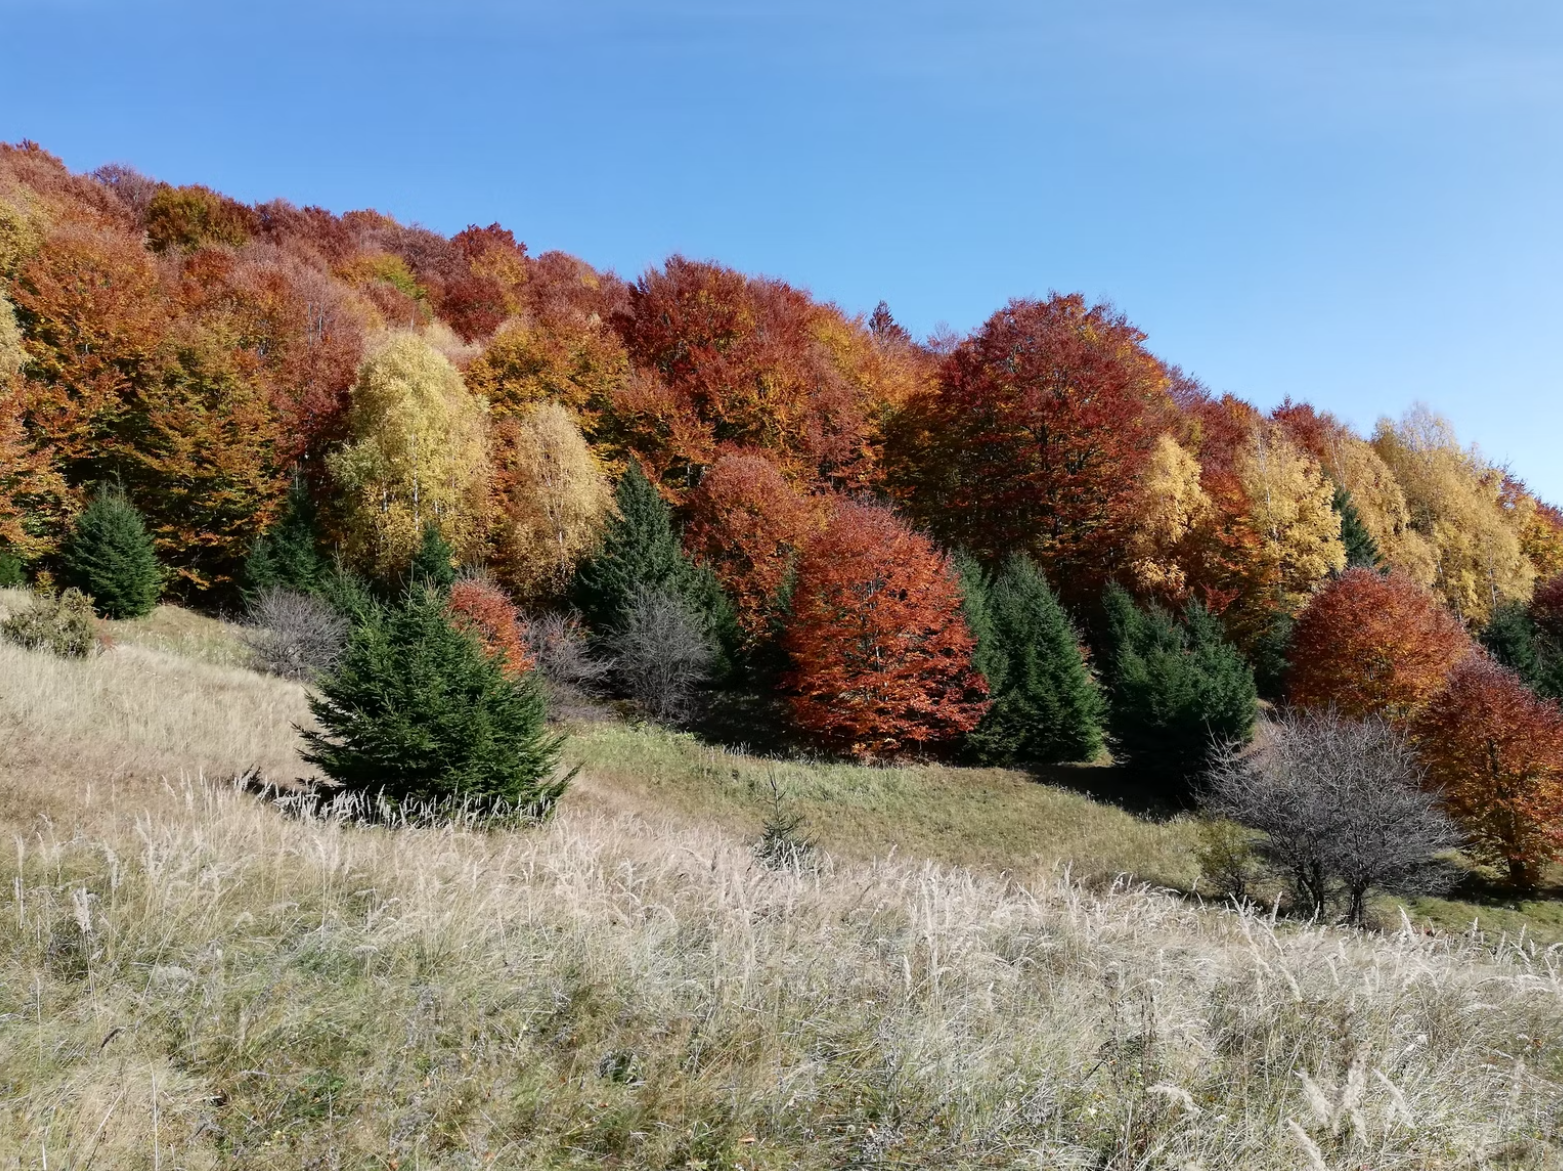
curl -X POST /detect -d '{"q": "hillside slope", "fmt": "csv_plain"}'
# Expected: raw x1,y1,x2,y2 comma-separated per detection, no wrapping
2,624,1562,1168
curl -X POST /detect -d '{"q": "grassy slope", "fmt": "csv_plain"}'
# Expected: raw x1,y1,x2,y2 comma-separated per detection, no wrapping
1,604,1561,1167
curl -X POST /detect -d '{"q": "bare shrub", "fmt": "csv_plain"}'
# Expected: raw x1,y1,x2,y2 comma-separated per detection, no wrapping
0,588,98,658
243,588,347,681
524,611,614,698
1204,710,1460,925
610,586,715,723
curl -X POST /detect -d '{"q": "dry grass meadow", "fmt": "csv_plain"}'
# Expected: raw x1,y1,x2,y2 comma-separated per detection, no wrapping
2,596,1562,1168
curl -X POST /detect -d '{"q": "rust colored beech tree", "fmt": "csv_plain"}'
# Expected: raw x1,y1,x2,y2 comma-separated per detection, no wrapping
887,294,1175,598
783,501,988,758
684,451,818,642
448,577,533,679
1288,569,1471,720
611,257,890,494
1414,656,1563,890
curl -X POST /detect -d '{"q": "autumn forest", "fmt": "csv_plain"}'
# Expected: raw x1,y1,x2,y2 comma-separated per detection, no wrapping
4,139,1563,890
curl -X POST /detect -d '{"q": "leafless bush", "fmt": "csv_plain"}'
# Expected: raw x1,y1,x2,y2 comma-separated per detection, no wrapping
243,588,347,682
610,586,715,724
524,612,614,697
1204,710,1460,925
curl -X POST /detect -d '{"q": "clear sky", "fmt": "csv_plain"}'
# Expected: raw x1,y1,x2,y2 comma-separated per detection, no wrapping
4,1,1561,496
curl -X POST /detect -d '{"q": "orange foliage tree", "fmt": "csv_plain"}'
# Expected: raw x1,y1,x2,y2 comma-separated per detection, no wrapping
683,450,819,643
448,577,533,679
1288,569,1472,720
117,315,288,592
782,500,989,758
1414,656,1563,890
11,224,168,484
611,256,897,495
886,294,1176,599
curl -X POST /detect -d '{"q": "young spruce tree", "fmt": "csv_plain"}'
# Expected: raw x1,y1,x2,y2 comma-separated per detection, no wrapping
61,488,162,619
407,522,458,593
244,481,331,598
965,554,1105,764
1333,485,1383,571
572,461,738,668
302,587,568,816
1102,583,1256,791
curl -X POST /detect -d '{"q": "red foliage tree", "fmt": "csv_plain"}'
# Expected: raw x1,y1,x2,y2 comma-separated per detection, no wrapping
886,294,1176,598
684,451,819,642
1288,569,1472,720
1413,656,1563,890
782,500,989,758
1531,573,1563,643
448,577,533,679
612,256,886,494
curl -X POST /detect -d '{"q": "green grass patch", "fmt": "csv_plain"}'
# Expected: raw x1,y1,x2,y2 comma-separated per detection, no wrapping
568,720,1201,888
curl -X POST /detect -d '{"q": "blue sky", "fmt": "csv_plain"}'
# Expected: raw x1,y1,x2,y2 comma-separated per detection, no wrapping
4,0,1562,496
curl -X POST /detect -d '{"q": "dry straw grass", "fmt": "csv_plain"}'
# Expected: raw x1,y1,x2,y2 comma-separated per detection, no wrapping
1,627,1562,1168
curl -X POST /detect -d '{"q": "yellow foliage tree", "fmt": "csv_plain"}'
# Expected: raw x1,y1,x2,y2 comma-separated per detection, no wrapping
327,333,491,576
1503,477,1563,584
490,401,615,600
465,318,629,457
1124,434,1212,601
1372,407,1532,625
1271,401,1436,584
1234,423,1347,617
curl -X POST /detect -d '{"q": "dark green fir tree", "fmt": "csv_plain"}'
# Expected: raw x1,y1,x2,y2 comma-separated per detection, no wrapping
1333,485,1383,571
966,554,1105,764
244,481,331,598
302,587,569,816
61,488,162,619
407,522,458,593
572,460,738,669
1101,582,1256,791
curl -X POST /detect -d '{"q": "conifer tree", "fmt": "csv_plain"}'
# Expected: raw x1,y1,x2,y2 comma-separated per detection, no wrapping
1102,583,1256,788
966,555,1105,764
1333,485,1383,571
572,460,737,665
302,587,567,815
408,522,457,593
1483,601,1543,688
953,552,1005,695
61,488,162,619
244,481,330,598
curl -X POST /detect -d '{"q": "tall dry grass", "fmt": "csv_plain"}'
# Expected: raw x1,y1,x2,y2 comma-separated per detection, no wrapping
1,635,1561,1168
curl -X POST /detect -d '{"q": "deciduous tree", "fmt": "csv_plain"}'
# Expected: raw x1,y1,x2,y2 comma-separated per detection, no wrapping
11,224,168,485
1288,568,1471,720
448,576,532,678
327,333,491,576
1414,656,1563,890
783,501,989,758
489,402,614,602
1373,408,1532,624
886,294,1176,598
683,450,818,643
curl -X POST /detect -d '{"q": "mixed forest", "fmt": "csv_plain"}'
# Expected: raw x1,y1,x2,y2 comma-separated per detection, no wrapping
4,138,1563,899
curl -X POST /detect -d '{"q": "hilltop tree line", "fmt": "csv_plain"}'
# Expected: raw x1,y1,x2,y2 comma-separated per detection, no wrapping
4,141,1563,887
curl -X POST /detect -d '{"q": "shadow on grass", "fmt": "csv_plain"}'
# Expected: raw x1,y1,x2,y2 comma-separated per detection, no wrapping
1443,866,1563,909
1017,760,1193,822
